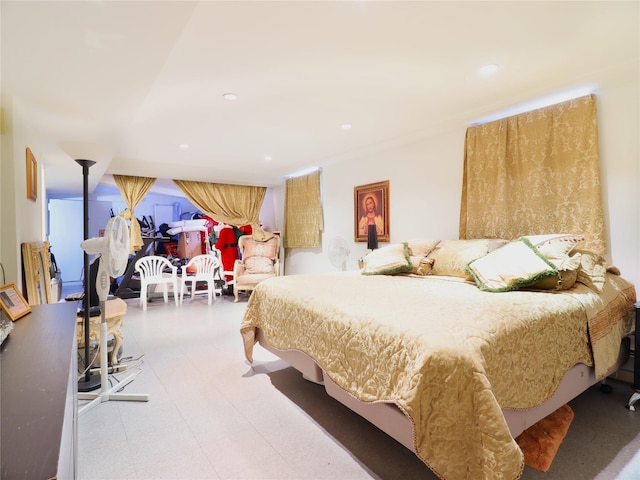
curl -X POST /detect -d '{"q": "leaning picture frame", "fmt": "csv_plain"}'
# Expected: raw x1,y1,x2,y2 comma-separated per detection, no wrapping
354,180,390,242
0,283,32,321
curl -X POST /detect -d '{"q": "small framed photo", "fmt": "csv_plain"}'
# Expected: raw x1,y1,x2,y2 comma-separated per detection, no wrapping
0,283,32,321
26,147,37,201
354,180,390,242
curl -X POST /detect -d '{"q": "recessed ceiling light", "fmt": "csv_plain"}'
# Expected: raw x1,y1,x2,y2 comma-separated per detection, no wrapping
341,123,352,130
479,64,498,76
222,93,238,101
179,143,189,149
264,156,272,161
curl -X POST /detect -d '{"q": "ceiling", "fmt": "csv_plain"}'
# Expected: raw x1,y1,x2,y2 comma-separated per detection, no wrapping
2,1,638,197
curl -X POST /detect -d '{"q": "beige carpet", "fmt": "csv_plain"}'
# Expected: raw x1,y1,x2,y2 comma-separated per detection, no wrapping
516,404,575,472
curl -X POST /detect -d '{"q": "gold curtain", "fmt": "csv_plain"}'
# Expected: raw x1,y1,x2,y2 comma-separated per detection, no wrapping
460,94,606,253
113,174,156,253
283,170,324,248
173,180,271,240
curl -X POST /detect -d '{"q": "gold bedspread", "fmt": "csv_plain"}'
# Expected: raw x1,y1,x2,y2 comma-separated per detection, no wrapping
240,272,635,480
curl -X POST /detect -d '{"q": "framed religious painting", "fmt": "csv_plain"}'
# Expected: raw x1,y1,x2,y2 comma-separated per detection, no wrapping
354,180,389,243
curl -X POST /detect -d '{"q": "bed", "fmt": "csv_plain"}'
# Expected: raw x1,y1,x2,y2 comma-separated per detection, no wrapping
240,237,636,480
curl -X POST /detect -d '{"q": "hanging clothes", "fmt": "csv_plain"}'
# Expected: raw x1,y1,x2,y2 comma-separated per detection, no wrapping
215,224,238,282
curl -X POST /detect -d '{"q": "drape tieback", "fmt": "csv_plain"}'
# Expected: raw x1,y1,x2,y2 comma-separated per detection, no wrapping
119,208,143,253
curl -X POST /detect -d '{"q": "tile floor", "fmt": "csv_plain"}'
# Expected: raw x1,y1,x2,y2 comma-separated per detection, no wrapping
78,292,393,480
77,291,640,480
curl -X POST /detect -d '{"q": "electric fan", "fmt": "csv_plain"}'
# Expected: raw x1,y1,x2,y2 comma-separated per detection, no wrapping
78,216,149,415
328,237,350,271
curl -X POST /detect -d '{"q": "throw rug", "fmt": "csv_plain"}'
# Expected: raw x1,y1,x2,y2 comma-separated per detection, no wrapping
515,404,575,472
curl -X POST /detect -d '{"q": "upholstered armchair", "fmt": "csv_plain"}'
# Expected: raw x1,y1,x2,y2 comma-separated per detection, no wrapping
233,234,280,302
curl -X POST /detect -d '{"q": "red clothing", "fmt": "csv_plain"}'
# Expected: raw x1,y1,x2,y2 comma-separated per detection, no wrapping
215,226,238,281
238,224,252,235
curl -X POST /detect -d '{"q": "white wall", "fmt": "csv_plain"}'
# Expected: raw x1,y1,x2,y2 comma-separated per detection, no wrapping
596,81,640,287
0,97,47,292
284,85,640,290
283,128,465,275
48,199,113,284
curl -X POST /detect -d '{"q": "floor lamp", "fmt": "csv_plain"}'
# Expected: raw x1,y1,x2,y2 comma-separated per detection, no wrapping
76,159,101,392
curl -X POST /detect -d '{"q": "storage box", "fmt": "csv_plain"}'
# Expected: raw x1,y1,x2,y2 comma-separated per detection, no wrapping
177,231,203,259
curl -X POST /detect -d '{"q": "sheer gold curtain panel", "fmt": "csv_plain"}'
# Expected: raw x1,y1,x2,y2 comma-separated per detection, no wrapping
173,180,271,240
113,174,156,253
283,170,324,248
460,94,605,253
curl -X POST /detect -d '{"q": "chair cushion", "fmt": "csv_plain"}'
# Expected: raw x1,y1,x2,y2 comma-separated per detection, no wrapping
244,257,274,274
243,237,278,259
236,272,277,285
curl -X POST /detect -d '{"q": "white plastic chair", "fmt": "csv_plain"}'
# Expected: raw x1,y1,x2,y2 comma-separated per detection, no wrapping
134,255,179,311
180,254,221,305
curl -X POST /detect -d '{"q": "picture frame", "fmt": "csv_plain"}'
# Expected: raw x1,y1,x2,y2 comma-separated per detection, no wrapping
21,241,53,305
26,147,37,201
354,180,390,242
0,283,32,321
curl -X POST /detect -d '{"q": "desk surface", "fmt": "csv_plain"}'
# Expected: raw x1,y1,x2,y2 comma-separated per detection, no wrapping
1,302,78,480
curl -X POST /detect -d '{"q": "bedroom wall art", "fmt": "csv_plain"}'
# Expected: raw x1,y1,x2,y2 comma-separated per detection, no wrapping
354,180,389,243
26,147,37,201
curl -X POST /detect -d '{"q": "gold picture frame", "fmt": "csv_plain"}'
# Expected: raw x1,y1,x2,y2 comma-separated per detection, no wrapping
21,241,53,305
0,283,32,321
354,180,390,242
26,147,37,201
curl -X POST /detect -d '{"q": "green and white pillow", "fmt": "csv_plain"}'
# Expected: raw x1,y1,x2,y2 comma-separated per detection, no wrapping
362,242,412,276
521,234,584,260
466,238,558,292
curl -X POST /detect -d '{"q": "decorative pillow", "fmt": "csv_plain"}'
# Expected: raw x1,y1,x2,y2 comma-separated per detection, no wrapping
527,253,581,291
244,256,274,274
466,238,558,292
362,243,412,275
409,256,434,275
521,234,584,260
487,239,509,252
575,250,607,292
243,237,278,259
429,239,490,278
407,239,440,257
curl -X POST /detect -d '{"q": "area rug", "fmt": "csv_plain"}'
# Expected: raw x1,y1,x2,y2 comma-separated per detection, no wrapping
515,404,575,472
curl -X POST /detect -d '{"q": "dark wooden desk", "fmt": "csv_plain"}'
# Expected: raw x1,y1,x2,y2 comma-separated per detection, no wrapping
1,302,78,480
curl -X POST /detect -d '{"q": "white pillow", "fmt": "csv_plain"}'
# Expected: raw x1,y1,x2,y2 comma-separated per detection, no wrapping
467,238,558,292
521,234,584,260
362,243,412,275
407,238,440,257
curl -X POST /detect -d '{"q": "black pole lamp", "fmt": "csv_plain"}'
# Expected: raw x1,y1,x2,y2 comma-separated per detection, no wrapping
76,159,101,393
